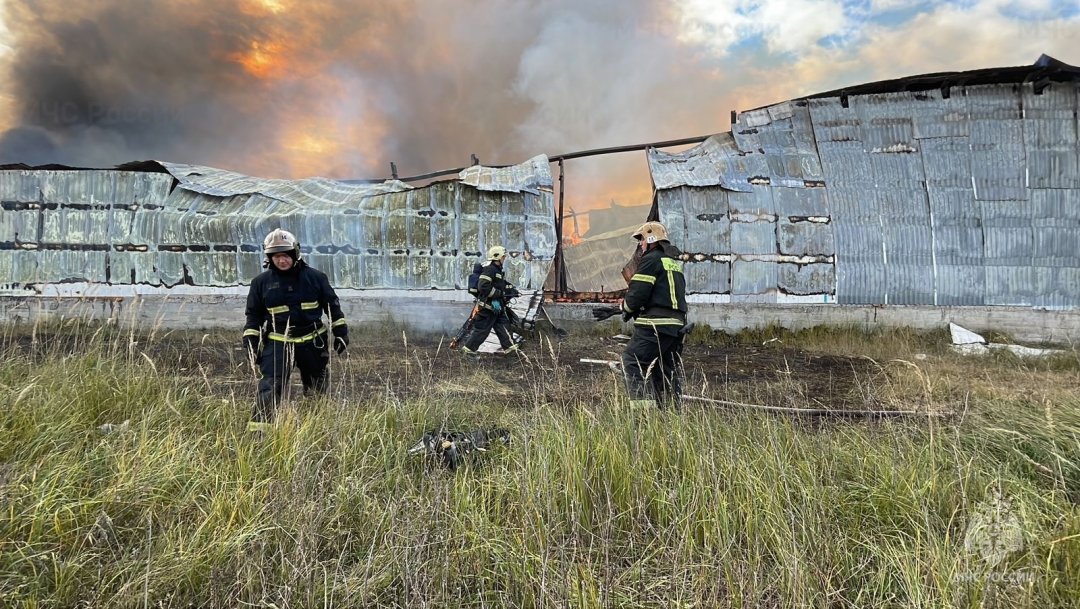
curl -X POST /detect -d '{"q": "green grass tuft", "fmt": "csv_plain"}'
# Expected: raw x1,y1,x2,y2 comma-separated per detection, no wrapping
0,324,1076,607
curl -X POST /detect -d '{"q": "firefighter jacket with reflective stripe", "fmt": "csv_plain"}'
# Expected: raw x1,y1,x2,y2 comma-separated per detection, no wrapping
243,261,347,342
474,261,517,311
621,242,687,329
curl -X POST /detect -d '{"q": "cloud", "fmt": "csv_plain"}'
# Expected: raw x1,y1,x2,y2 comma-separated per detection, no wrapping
674,0,851,56
867,0,933,12
681,0,1079,109
850,1,1078,79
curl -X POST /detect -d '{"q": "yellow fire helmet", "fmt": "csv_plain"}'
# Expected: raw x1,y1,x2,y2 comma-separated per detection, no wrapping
631,221,668,244
486,245,508,261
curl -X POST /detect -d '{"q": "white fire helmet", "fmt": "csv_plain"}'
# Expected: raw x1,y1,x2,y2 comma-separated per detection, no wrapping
632,221,668,244
263,228,300,260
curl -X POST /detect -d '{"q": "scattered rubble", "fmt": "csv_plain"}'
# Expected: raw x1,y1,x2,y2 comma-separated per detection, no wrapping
949,323,1066,357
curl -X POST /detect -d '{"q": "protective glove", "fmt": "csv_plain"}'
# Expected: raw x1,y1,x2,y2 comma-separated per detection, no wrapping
505,286,521,299
622,311,634,323
591,305,620,322
492,299,502,312
334,335,349,355
331,322,349,355
243,335,261,364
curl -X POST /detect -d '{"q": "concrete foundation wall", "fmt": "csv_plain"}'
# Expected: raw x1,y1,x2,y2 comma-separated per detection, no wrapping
547,301,1080,345
0,290,478,336
2,294,1078,345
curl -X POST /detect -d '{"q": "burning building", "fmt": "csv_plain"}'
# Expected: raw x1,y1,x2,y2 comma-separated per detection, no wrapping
2,56,1079,342
636,55,1079,341
0,156,555,333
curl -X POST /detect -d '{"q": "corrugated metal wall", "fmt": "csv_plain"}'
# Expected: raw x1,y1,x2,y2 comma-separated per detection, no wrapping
0,157,555,291
650,81,1080,308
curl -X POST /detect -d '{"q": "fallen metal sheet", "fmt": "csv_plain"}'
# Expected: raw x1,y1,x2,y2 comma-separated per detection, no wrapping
579,358,620,370
478,289,542,354
950,322,1066,357
562,230,635,293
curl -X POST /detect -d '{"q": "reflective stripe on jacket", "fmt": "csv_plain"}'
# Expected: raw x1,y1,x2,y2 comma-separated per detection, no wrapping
474,261,516,308
621,242,687,329
243,261,346,342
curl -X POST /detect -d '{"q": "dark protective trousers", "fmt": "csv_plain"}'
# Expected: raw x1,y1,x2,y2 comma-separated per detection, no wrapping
462,307,514,351
621,326,685,408
253,338,330,422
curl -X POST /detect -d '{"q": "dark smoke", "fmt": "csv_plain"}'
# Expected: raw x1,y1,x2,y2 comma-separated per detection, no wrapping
0,0,735,209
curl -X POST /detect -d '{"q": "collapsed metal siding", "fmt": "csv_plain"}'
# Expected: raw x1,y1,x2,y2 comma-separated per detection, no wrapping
649,79,1080,308
560,229,638,292
0,156,555,291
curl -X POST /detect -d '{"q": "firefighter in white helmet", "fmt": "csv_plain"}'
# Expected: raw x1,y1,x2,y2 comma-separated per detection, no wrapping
620,221,688,409
460,245,521,355
242,228,349,431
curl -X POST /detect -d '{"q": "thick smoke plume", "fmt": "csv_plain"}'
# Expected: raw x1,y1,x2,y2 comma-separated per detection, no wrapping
3,0,1074,217
0,0,732,213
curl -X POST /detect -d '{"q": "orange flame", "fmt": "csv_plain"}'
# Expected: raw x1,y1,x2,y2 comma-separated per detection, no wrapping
230,40,288,80
239,0,289,15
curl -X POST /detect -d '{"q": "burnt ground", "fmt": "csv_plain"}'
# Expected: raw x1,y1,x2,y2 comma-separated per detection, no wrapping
6,323,879,412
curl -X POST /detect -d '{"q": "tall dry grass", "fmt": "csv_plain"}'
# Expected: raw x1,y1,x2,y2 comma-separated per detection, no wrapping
0,319,1077,607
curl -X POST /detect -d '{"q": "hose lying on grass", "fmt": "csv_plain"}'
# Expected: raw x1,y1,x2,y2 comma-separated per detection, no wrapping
680,395,954,419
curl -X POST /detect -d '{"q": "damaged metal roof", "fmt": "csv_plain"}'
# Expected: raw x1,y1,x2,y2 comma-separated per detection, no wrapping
652,56,1080,308
160,161,416,201
648,134,757,192
0,156,556,291
457,154,553,194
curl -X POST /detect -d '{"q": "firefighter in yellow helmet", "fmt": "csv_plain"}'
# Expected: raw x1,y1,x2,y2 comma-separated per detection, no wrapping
242,229,349,431
460,245,521,355
620,221,688,409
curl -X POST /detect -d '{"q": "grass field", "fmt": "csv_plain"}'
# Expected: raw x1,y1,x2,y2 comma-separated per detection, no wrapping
0,320,1077,608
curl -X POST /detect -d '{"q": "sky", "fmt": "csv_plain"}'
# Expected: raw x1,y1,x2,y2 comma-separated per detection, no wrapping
0,0,1077,221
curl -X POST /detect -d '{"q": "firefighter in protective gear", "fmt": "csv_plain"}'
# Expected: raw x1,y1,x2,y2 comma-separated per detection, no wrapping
449,261,486,349
620,221,688,409
242,229,348,431
460,245,521,355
